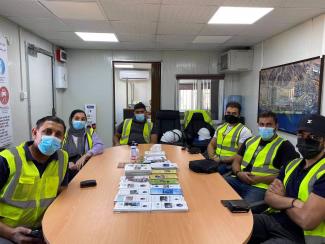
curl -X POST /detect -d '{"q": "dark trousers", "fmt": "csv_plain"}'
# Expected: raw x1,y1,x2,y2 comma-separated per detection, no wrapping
0,237,14,244
249,214,305,244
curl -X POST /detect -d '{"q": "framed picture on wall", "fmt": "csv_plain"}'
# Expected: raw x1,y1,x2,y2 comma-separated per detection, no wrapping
258,56,323,134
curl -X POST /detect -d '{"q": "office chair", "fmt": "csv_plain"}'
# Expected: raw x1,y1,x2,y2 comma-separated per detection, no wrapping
183,113,215,152
155,110,182,145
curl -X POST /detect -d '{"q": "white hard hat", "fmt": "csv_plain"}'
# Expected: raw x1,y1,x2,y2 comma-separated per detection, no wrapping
198,128,211,141
172,129,182,140
161,129,182,143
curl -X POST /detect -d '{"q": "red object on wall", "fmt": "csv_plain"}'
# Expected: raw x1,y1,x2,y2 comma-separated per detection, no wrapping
55,49,67,63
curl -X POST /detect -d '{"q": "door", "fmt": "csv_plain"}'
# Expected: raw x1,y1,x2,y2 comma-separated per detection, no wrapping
27,44,54,133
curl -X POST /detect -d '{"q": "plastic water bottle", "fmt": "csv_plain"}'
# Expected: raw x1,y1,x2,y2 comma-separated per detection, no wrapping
130,141,138,161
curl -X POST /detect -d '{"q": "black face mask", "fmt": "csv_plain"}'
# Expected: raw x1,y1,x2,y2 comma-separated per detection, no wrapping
296,137,323,159
224,115,239,124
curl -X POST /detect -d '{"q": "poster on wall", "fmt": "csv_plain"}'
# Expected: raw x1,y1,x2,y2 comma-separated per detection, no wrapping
258,57,323,134
85,104,96,129
0,36,13,147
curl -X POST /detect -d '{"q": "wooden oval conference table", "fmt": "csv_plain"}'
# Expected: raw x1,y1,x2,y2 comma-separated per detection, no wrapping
42,144,253,244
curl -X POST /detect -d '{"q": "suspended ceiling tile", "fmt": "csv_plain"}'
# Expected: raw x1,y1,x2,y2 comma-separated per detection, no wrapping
222,0,283,7
40,1,106,20
118,42,157,50
280,0,325,8
193,35,232,43
157,22,204,35
260,7,325,24
200,24,249,36
159,5,218,23
101,1,160,21
187,43,224,50
223,35,266,45
161,0,224,6
8,16,72,32
63,20,114,32
117,34,156,42
33,31,81,41
0,0,53,18
100,0,161,4
111,21,157,34
156,35,196,42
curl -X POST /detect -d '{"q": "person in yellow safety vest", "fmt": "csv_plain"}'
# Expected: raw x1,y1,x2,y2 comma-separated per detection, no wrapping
207,102,252,174
225,111,299,213
113,102,158,146
249,114,325,244
0,116,68,244
62,109,104,182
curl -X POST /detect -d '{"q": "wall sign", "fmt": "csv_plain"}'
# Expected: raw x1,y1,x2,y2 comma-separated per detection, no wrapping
0,36,13,147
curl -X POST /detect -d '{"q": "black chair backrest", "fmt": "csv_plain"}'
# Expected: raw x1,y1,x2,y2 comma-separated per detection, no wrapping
184,113,215,145
156,110,181,140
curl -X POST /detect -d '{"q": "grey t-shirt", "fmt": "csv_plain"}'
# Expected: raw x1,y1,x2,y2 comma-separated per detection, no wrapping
117,118,158,144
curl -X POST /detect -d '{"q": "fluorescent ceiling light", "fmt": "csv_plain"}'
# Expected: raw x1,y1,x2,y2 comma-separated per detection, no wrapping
115,64,134,68
193,36,232,43
75,32,119,42
208,6,273,24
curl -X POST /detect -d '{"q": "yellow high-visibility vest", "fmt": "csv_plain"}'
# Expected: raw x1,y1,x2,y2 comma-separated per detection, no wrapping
241,135,285,189
120,119,152,145
0,142,68,228
283,158,325,244
215,123,245,159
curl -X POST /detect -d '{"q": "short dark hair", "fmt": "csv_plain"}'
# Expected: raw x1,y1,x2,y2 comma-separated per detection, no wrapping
69,109,87,126
36,116,66,133
134,102,146,111
258,111,278,124
226,101,241,114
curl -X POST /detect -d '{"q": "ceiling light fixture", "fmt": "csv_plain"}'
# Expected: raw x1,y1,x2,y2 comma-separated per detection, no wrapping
208,6,273,24
75,32,119,42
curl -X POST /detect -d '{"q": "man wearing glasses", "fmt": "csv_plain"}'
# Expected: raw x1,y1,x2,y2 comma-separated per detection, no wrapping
249,114,325,244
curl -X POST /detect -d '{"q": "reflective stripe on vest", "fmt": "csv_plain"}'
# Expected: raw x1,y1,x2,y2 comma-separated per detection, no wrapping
283,158,325,244
0,143,68,228
120,119,153,145
241,136,285,189
183,110,212,129
215,123,245,158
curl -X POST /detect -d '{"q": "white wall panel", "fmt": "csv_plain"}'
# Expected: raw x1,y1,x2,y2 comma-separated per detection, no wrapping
64,50,221,147
234,14,325,146
0,17,58,146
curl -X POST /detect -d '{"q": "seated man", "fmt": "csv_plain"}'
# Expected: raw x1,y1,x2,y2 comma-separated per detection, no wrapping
225,111,299,213
249,114,325,244
207,102,252,174
113,102,158,146
0,116,68,243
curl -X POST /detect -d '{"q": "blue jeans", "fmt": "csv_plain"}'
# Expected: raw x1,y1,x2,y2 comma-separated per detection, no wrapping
217,164,232,175
225,176,267,213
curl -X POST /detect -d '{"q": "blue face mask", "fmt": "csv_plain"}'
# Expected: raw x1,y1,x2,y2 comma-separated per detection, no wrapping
38,135,62,156
258,127,275,141
135,113,145,122
72,120,86,130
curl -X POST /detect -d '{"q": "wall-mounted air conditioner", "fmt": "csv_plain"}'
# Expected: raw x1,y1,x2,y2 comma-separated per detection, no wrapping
119,70,150,80
219,50,253,73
